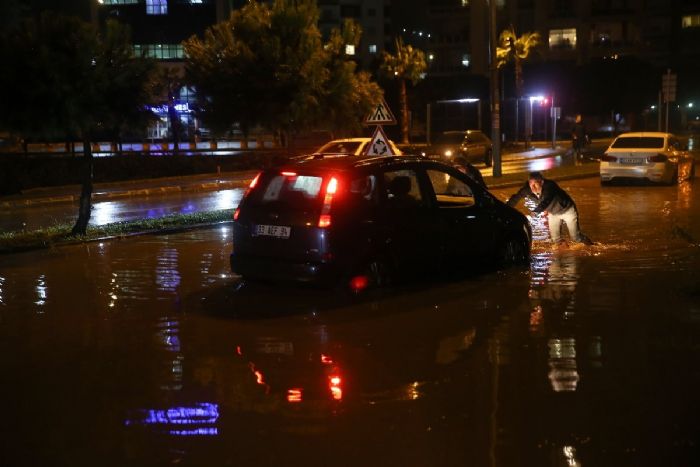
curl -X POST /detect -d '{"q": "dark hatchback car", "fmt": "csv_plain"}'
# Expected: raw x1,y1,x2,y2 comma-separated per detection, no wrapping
425,130,493,168
231,156,531,288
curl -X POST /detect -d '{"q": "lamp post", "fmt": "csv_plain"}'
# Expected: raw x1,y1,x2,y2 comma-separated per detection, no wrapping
489,0,501,177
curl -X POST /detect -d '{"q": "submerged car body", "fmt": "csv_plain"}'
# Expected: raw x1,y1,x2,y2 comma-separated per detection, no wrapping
600,132,695,185
230,156,531,288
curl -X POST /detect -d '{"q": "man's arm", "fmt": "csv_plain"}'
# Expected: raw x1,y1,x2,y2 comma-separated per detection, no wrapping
532,182,557,213
506,182,530,207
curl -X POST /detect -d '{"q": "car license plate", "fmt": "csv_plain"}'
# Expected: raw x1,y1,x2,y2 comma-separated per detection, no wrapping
254,224,291,238
620,158,643,164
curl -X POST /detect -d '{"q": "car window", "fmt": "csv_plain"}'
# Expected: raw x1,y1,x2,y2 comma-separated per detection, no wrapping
249,173,324,209
427,169,475,207
382,169,426,209
317,141,362,154
436,133,465,145
349,174,378,202
611,137,664,149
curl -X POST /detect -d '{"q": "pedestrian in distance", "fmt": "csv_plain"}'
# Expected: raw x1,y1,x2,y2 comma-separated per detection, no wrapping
507,171,593,246
571,114,587,160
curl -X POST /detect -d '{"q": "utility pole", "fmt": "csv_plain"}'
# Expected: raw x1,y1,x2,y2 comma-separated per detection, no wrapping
489,0,501,177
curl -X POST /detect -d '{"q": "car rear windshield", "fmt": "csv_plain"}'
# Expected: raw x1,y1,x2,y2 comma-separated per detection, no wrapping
248,173,324,209
317,141,362,154
611,136,664,149
435,133,465,144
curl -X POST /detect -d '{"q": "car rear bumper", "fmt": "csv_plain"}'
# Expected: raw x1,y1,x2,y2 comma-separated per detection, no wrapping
600,162,672,183
230,253,337,284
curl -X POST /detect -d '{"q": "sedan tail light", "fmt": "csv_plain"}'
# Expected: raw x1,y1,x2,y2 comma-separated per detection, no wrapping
318,177,339,228
647,154,668,163
600,154,617,162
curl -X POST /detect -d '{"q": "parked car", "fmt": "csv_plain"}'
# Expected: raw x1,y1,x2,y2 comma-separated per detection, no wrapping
424,130,493,168
313,137,402,157
600,132,695,185
230,155,531,289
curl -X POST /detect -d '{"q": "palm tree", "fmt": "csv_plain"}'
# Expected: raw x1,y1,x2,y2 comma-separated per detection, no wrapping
380,37,427,144
497,26,541,146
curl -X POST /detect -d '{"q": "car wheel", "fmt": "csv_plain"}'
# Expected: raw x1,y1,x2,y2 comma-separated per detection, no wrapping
366,258,393,287
347,257,393,291
498,234,530,266
484,150,493,167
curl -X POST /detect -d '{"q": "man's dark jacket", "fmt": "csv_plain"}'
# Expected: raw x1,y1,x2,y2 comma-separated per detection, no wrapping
507,179,576,215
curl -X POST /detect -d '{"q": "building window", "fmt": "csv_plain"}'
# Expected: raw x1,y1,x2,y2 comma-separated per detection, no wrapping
369,44,377,54
345,44,355,56
682,14,700,28
549,28,576,49
461,54,471,67
146,0,168,15
98,0,138,4
133,44,184,60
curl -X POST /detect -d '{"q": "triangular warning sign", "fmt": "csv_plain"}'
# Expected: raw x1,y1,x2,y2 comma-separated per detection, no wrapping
364,98,397,125
364,126,396,156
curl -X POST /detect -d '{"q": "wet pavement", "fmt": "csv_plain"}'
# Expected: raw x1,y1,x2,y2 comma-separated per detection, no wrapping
0,177,698,466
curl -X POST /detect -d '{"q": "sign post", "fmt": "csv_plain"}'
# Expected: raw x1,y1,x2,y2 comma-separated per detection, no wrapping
364,98,398,156
661,69,677,133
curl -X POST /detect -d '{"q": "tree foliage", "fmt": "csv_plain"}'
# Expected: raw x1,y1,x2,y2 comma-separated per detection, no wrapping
379,37,427,144
184,0,381,141
0,14,156,234
497,25,541,97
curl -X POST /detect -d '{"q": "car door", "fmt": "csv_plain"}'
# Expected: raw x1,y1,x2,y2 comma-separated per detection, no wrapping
424,166,499,270
376,165,443,280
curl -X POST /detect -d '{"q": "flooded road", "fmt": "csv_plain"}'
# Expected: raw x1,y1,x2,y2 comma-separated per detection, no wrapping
0,178,699,466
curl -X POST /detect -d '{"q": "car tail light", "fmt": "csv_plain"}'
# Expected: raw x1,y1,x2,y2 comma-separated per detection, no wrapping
647,154,668,163
318,177,338,228
600,154,617,162
233,172,262,221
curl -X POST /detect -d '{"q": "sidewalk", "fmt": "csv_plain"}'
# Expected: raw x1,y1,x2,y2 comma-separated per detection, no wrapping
0,146,600,209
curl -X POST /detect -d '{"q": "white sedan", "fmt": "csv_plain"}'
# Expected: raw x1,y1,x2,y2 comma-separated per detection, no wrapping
600,132,695,185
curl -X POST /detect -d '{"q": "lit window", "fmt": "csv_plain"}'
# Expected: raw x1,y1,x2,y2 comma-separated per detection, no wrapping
682,14,700,28
461,54,471,67
345,44,355,56
133,44,184,60
549,28,577,49
146,0,168,15
369,44,377,54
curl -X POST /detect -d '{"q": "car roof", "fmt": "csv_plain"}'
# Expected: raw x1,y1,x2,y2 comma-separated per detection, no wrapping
442,130,483,134
277,155,431,173
614,132,671,138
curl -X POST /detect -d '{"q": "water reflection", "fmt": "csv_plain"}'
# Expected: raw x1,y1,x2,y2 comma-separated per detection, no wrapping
34,274,47,308
0,275,5,306
125,402,219,437
156,248,181,294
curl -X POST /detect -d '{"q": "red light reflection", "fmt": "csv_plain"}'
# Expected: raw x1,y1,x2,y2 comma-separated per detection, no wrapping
329,375,343,401
287,388,303,403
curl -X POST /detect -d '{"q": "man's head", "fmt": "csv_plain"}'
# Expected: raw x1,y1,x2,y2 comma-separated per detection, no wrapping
575,114,582,123
528,171,544,195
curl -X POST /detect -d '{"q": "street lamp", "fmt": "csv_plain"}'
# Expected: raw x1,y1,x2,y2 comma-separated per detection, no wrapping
528,96,545,148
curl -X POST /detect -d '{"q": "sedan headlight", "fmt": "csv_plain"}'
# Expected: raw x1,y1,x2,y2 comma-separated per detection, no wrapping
444,150,453,157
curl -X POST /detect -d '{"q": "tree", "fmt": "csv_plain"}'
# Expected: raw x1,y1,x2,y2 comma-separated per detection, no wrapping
0,15,155,234
380,37,427,144
184,0,380,144
497,26,541,145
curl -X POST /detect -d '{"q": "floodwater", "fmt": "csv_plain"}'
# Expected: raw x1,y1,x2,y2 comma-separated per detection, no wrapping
0,178,699,466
